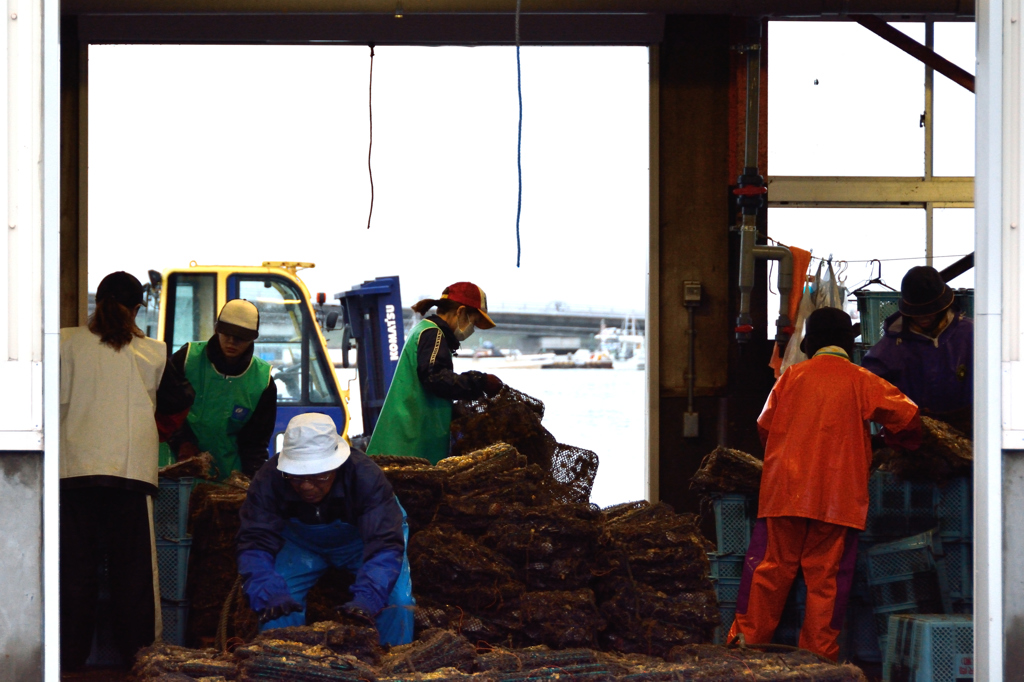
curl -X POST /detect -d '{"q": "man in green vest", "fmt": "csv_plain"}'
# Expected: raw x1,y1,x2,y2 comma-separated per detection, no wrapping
167,299,277,480
367,282,503,464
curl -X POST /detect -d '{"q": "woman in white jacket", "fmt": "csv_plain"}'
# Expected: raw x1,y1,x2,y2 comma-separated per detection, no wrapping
59,271,192,670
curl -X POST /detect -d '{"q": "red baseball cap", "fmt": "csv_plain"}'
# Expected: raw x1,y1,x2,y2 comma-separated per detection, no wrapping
415,282,496,329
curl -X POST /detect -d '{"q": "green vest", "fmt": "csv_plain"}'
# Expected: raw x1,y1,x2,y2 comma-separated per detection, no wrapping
184,341,272,481
366,319,452,465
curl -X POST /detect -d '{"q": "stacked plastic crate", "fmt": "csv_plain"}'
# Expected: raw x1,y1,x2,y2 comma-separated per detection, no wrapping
706,494,806,646
882,614,973,682
847,472,953,663
935,478,973,614
154,477,194,646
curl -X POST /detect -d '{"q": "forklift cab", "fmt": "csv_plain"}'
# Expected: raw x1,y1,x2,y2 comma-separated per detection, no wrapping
155,262,350,460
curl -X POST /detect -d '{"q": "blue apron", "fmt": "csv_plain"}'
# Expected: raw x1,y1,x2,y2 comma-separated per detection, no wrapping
262,500,414,646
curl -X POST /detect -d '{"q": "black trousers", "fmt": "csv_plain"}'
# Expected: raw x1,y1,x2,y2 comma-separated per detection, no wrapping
60,486,156,669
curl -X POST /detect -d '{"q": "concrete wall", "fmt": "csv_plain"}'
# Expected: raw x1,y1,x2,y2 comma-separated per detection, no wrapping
0,454,43,682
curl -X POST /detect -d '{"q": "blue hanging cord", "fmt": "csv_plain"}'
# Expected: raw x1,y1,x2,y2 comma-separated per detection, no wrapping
515,0,522,267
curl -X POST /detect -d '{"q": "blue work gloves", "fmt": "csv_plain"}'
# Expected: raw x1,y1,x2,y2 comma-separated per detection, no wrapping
237,549,302,624
336,600,376,627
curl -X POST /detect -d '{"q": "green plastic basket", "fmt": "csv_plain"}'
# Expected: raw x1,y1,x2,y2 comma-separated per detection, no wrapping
855,289,974,348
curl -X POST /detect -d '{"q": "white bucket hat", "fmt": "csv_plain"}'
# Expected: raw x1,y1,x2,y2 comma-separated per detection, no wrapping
278,413,350,475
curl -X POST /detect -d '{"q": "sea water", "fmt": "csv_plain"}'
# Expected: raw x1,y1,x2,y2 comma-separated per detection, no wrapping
336,365,648,509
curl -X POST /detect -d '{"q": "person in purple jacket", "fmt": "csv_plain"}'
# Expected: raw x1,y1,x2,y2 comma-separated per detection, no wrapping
861,266,973,433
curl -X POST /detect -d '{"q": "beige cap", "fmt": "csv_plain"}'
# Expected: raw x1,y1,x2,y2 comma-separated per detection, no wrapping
216,299,260,341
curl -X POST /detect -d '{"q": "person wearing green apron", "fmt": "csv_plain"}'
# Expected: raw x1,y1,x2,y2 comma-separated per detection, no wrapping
166,299,277,480
367,282,503,464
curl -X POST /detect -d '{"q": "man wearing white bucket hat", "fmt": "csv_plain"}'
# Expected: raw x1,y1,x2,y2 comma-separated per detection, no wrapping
235,413,413,644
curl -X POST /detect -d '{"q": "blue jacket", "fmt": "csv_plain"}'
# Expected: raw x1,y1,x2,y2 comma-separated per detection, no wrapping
862,310,973,415
237,449,405,612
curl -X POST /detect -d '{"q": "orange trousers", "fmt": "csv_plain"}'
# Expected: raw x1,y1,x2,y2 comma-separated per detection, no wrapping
727,517,858,661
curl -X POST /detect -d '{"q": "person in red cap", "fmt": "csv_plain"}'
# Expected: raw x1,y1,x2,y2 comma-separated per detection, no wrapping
366,282,503,464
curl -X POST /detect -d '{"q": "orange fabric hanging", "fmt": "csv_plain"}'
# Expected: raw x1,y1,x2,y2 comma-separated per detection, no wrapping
757,354,919,529
769,246,813,377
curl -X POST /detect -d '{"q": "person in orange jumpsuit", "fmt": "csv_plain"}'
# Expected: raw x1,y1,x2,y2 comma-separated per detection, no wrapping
727,307,922,661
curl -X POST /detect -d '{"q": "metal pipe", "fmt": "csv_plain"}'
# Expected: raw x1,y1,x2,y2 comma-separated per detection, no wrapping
734,19,795,350
686,305,696,413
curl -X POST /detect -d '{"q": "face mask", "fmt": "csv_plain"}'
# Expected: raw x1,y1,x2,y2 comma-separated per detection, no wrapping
452,311,476,341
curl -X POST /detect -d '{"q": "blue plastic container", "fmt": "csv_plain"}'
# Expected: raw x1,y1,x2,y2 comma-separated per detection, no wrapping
936,477,972,540
154,477,194,541
882,614,973,682
707,552,745,581
938,539,973,603
863,472,940,542
161,599,190,646
711,494,754,555
157,537,192,601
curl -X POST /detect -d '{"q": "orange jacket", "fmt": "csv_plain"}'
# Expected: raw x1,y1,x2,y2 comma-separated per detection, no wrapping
757,352,920,530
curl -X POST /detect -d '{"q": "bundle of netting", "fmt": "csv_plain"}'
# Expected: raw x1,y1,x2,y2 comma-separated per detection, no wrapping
450,387,598,505
184,476,251,645
874,415,973,481
591,502,716,656
688,446,763,497
481,504,602,591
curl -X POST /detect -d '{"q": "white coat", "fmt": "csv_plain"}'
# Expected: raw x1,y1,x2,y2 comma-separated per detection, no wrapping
59,327,167,489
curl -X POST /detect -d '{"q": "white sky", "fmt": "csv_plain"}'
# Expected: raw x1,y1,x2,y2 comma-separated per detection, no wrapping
88,44,651,313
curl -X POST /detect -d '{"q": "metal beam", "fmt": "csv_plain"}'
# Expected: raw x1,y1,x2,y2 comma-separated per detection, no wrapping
63,1,976,17
766,175,974,207
854,14,975,92
77,12,666,45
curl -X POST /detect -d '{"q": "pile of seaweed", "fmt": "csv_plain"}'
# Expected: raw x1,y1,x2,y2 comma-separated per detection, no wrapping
133,631,867,682
874,415,973,482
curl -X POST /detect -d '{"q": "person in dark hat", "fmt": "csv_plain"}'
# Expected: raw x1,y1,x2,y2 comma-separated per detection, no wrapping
727,307,921,661
59,271,194,669
366,282,503,464
165,299,278,480
862,266,973,430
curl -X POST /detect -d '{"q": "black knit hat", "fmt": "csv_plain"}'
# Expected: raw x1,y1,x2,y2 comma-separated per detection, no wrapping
900,266,953,317
800,307,860,357
96,271,144,310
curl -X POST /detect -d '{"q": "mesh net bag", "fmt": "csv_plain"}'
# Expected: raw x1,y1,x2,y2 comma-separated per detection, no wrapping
501,589,607,650
450,388,597,504
186,481,250,645
550,443,600,506
476,647,598,672
131,643,237,680
408,525,524,611
482,504,601,591
688,446,763,497
249,621,382,665
412,597,511,645
380,628,478,674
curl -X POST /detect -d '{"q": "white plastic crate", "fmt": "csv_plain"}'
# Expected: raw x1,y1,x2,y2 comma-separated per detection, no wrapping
883,614,973,682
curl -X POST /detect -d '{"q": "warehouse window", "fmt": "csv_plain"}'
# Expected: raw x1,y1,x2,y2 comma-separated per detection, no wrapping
766,20,975,322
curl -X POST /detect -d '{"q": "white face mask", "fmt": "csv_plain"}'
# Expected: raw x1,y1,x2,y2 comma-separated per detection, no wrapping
452,310,476,341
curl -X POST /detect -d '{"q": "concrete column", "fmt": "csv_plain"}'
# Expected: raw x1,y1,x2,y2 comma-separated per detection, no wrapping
0,454,43,682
